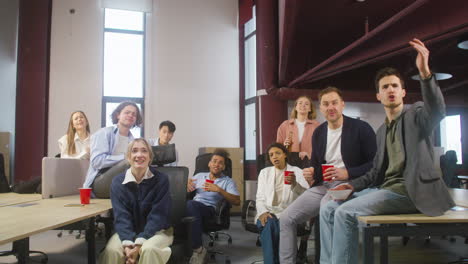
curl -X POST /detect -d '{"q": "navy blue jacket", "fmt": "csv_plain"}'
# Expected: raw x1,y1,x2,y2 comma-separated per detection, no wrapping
111,167,171,241
311,115,377,185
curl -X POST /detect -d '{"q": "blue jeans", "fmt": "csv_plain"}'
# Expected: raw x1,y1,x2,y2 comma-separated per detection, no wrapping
256,216,280,264
319,188,418,264
186,200,215,249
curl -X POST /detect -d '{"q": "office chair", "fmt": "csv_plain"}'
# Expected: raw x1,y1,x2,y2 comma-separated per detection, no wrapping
0,153,11,193
192,152,233,263
441,150,460,188
156,166,193,264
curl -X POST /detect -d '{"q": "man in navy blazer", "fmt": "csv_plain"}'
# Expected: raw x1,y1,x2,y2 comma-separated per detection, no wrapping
319,39,455,264
279,87,377,263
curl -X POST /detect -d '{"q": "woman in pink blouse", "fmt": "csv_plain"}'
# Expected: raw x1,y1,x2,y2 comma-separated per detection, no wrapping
276,96,320,160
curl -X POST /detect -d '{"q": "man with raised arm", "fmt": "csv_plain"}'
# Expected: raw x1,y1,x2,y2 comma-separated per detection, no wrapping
319,38,455,264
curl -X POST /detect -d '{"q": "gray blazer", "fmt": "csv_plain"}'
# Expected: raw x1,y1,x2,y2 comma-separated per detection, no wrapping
350,76,455,216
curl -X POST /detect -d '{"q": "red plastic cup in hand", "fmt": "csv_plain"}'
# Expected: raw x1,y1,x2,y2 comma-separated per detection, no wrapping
79,188,92,204
321,164,334,181
284,171,293,184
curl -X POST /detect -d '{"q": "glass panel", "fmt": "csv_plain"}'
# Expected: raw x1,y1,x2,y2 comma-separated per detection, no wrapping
104,32,143,97
105,8,144,31
244,17,256,37
244,35,257,100
245,103,256,160
440,115,462,164
106,102,142,138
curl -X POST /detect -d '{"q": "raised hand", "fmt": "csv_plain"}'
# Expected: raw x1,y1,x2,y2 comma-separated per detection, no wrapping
409,38,431,79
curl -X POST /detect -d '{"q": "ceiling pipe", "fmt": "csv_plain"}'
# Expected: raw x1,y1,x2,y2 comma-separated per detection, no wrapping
288,0,429,88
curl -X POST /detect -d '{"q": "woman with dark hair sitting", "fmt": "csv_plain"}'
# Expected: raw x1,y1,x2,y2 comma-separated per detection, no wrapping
255,143,308,264
99,138,173,264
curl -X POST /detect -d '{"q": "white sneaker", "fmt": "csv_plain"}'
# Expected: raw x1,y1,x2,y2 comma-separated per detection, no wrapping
189,247,207,264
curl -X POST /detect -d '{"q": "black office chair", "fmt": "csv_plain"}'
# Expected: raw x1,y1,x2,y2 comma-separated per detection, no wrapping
0,153,11,193
441,150,460,188
156,166,193,264
192,152,233,263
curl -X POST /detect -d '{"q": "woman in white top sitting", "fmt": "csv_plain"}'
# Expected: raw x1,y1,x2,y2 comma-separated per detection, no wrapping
255,142,308,264
58,111,91,159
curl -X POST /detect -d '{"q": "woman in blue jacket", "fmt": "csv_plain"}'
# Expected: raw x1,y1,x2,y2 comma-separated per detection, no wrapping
99,138,173,264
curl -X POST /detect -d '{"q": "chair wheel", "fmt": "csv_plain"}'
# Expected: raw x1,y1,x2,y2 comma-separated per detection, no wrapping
209,241,214,247
228,238,232,244
449,237,456,243
214,233,219,240
57,232,62,238
225,256,231,264
256,240,261,247
210,254,216,260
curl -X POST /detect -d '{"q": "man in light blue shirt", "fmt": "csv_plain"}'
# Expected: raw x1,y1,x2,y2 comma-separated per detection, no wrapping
186,149,240,264
83,102,142,198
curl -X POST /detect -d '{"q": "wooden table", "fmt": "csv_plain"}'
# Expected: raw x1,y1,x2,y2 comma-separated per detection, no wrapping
0,193,42,207
0,195,111,264
358,188,468,264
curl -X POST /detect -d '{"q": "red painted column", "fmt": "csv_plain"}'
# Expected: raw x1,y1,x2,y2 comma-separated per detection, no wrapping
14,0,52,182
252,0,287,181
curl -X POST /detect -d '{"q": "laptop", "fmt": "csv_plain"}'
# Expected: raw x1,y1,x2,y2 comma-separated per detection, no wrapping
41,157,89,199
151,144,176,166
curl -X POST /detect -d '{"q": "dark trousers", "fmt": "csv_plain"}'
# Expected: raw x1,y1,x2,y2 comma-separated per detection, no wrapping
186,200,215,249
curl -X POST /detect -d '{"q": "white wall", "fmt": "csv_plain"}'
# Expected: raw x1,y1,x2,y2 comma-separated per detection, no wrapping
0,0,19,179
48,0,240,175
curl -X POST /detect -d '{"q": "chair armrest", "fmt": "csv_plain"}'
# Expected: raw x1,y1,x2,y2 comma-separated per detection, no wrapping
241,200,257,228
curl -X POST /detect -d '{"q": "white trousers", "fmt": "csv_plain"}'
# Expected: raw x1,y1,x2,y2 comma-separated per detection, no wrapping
99,228,174,264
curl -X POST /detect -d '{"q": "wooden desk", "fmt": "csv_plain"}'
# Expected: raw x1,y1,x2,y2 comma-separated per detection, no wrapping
358,188,468,264
0,195,111,264
0,193,42,207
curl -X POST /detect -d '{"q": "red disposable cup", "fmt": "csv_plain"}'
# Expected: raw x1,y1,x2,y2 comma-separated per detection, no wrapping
204,179,214,191
322,164,334,181
79,188,92,205
284,171,293,184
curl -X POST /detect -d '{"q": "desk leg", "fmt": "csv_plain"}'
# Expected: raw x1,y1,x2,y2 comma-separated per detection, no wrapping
13,238,29,264
86,217,96,264
380,235,388,264
362,227,374,264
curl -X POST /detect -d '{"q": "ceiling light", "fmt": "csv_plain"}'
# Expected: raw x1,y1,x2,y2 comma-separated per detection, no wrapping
411,72,452,81
457,35,468,50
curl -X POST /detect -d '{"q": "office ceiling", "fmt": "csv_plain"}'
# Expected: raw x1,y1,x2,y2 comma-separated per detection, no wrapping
276,0,468,106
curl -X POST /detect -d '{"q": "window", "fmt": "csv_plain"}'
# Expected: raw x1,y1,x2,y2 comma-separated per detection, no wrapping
102,8,145,137
244,8,256,161
440,115,462,164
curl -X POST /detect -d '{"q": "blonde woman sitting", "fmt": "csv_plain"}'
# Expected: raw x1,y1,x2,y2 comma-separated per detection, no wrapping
99,138,173,264
255,142,308,264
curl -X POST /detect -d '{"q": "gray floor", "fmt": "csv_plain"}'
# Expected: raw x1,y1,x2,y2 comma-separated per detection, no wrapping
1,216,467,263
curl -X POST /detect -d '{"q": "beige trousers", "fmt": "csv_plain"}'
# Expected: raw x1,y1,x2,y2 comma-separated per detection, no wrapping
99,228,174,264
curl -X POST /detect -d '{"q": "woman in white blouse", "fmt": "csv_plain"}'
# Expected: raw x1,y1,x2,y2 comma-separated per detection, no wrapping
255,142,308,264
58,111,91,159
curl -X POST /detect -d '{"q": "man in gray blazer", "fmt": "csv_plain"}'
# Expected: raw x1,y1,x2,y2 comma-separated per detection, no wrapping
319,38,455,264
